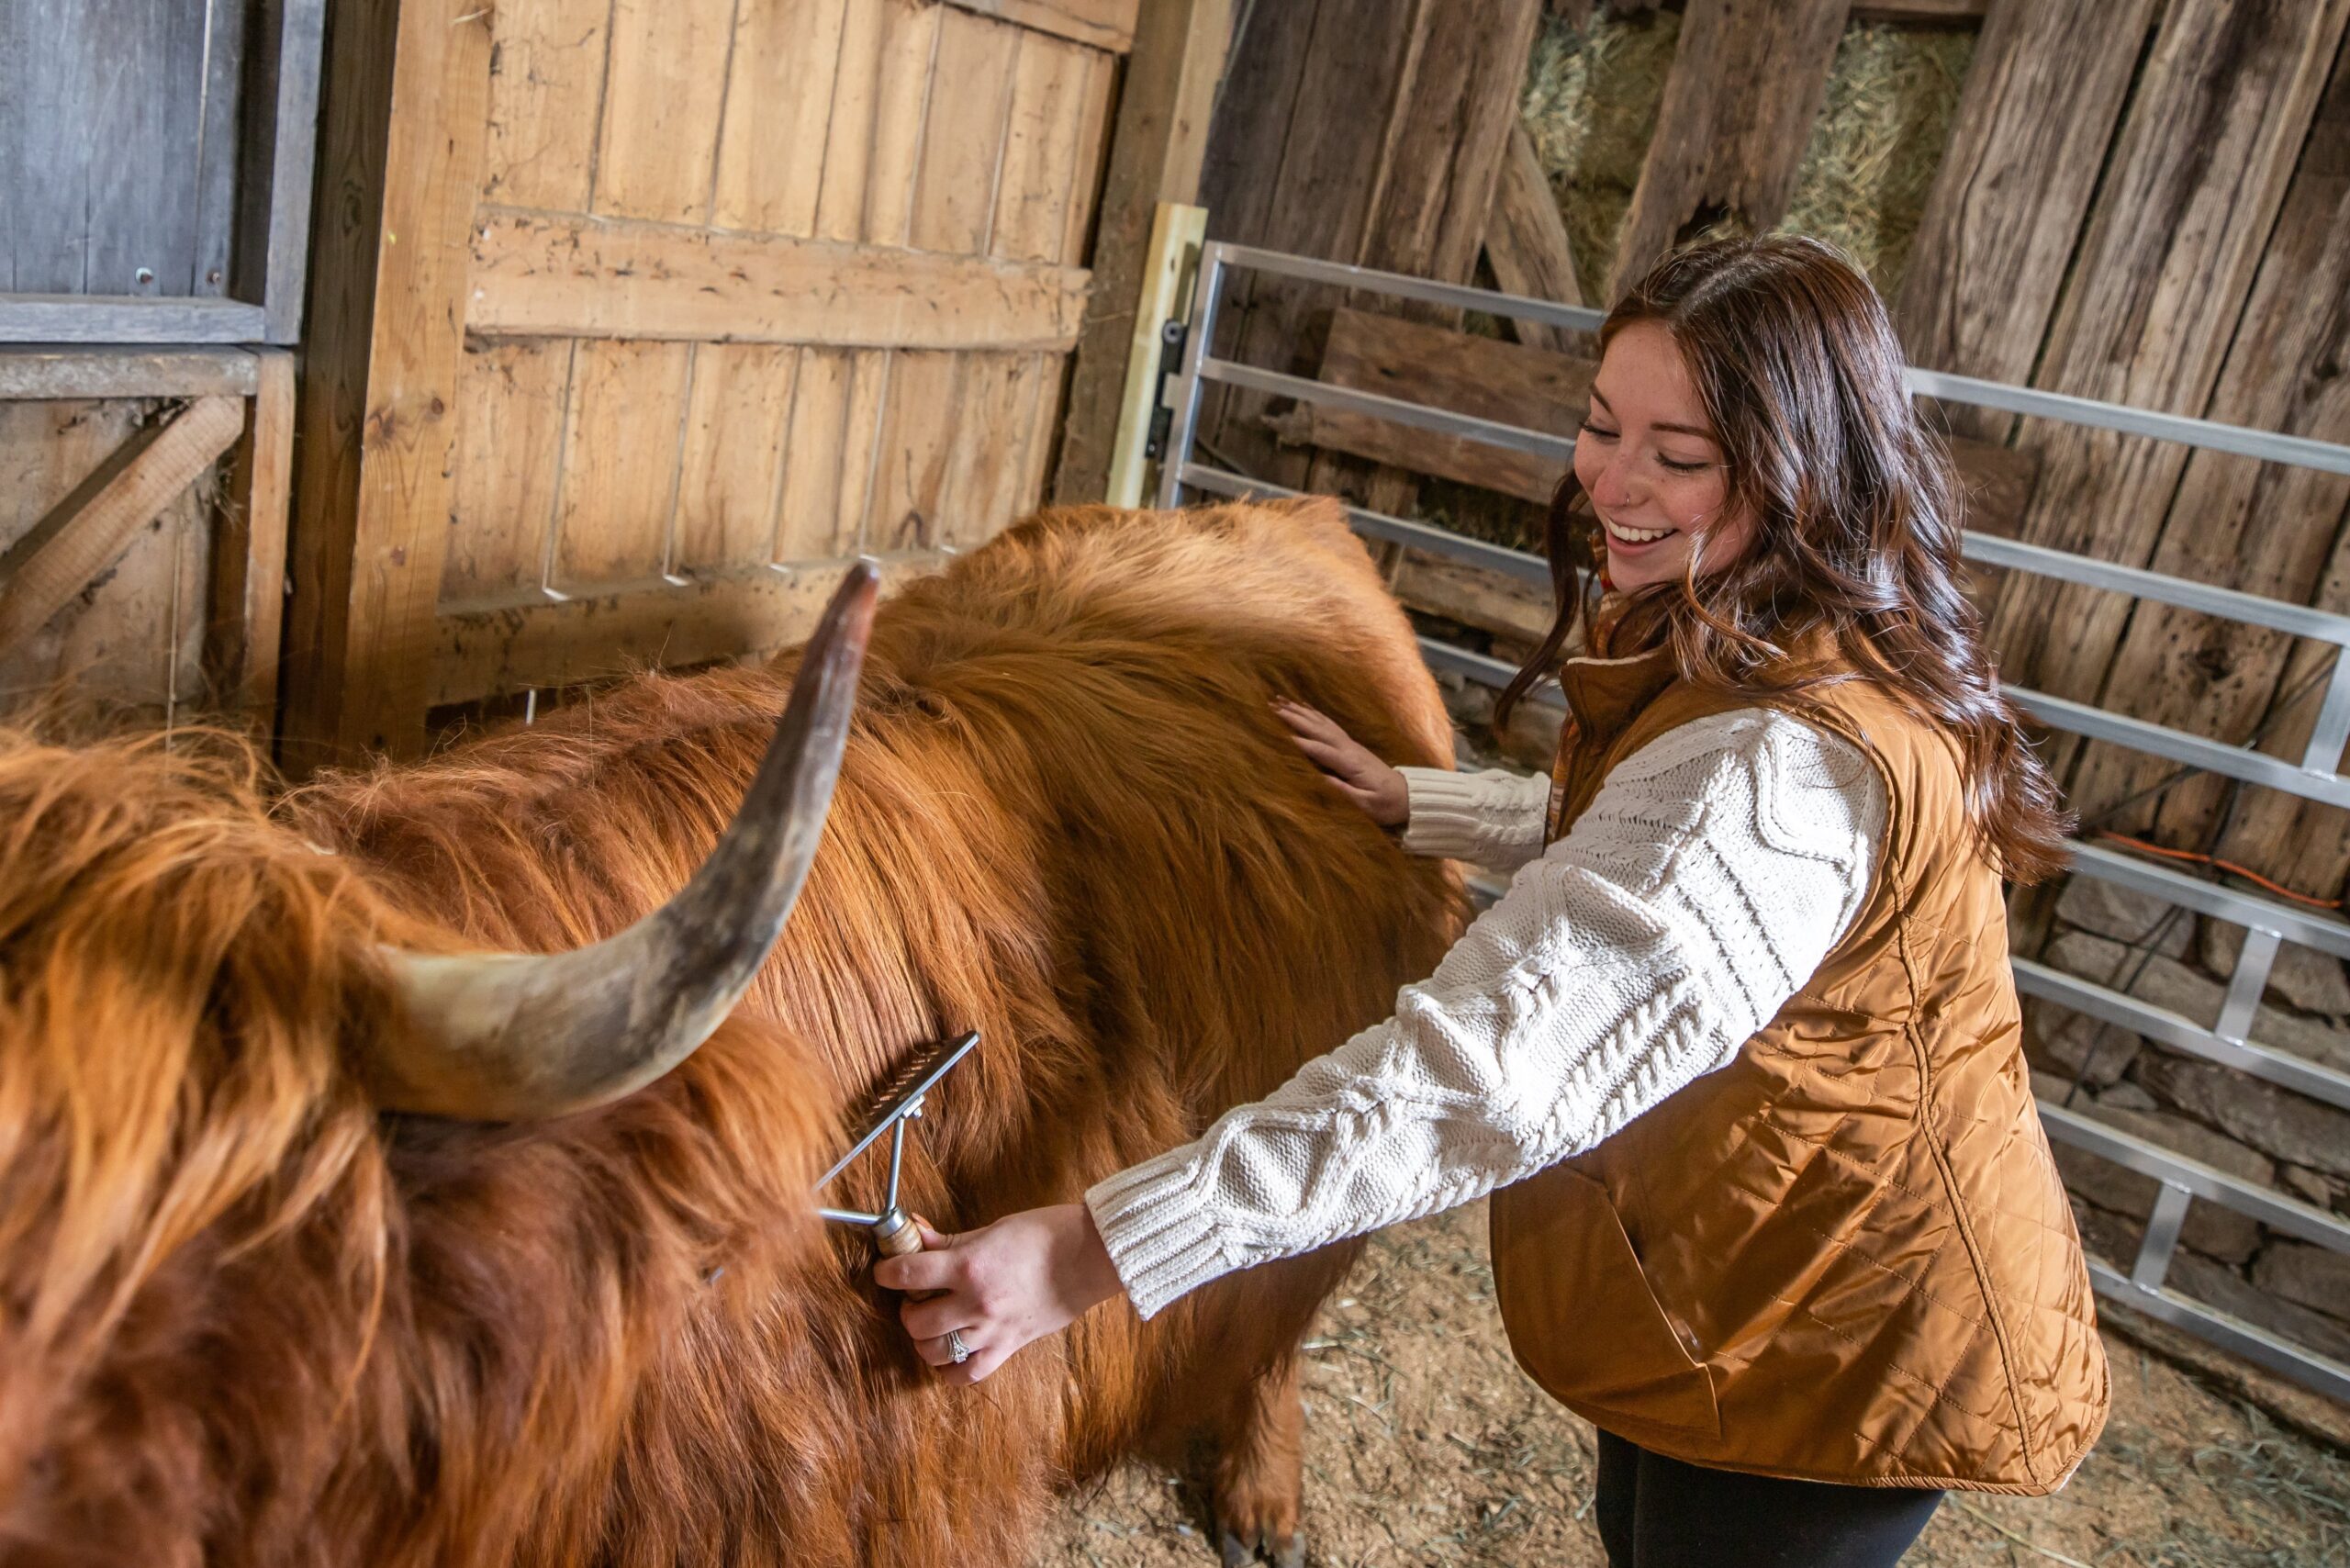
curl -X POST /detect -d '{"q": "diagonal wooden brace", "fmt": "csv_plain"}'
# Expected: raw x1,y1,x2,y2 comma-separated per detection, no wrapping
0,395,248,651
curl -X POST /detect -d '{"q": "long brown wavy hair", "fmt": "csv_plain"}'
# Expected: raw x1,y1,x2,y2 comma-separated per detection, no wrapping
1494,234,2071,883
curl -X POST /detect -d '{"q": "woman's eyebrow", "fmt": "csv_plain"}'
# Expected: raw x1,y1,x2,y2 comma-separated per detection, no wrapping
1587,388,1717,442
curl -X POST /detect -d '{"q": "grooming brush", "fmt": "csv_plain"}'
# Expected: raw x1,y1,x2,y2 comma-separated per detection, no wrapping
814,1030,979,1259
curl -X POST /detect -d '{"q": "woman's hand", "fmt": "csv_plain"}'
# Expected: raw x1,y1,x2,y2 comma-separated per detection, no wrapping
872,1202,1125,1384
1274,698,1409,829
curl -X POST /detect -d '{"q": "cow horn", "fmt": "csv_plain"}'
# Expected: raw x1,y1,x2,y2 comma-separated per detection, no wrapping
370,563,879,1121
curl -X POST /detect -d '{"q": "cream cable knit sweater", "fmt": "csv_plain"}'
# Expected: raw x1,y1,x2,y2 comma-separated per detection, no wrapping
1085,709,1888,1319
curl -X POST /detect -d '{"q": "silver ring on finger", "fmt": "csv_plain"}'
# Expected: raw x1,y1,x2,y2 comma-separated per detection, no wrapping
947,1328,971,1364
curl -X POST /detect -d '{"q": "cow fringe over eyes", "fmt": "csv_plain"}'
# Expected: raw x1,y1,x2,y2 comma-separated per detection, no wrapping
0,499,1467,1567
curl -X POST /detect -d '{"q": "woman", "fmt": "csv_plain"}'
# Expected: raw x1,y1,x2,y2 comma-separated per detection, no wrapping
875,236,2109,1567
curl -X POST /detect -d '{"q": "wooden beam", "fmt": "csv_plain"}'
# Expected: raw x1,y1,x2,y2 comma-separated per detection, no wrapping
1896,0,2158,435
942,0,1139,53
1981,0,2350,705
206,351,295,727
259,0,327,342
430,563,861,709
1607,0,1851,297
1483,119,1584,353
0,297,267,344
2064,45,2350,878
0,396,246,651
1051,0,1237,503
281,0,494,767
0,348,258,399
465,210,1090,352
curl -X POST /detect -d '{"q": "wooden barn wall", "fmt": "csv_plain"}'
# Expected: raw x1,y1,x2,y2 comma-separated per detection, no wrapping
1205,0,2350,904
0,353,294,735
286,0,1136,764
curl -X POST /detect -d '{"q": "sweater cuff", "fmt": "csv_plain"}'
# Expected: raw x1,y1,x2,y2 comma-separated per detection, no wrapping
1084,1148,1237,1320
1396,766,1548,864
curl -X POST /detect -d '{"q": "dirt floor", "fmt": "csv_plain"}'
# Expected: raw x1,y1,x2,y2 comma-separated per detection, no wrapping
1035,1201,2350,1568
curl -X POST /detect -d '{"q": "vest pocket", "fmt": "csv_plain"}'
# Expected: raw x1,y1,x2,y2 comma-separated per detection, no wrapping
1492,1163,1722,1438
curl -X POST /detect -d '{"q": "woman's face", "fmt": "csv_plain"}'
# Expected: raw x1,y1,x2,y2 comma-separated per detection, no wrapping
1572,320,1757,593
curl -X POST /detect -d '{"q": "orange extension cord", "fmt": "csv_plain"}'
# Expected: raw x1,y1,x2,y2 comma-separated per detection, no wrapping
2092,831,2346,913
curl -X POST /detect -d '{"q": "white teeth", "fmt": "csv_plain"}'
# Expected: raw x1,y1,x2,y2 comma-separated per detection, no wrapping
1602,518,1672,544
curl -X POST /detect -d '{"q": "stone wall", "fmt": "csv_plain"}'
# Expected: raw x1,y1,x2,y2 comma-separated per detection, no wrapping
2028,876,2350,1362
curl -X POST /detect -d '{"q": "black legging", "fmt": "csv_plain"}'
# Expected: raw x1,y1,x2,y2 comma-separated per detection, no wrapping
1595,1430,1944,1567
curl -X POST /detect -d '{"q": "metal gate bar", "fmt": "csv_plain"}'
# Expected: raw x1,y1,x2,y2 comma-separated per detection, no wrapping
1154,239,2350,1404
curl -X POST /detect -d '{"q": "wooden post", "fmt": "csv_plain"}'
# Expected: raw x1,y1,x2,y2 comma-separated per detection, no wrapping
207,349,295,730
1606,0,1851,299
1051,0,1236,505
281,0,493,769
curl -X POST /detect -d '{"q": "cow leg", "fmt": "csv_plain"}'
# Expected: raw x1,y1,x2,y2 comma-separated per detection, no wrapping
1209,1354,1304,1568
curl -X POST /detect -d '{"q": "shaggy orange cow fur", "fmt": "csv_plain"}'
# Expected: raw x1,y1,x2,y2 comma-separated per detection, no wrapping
0,498,1464,1566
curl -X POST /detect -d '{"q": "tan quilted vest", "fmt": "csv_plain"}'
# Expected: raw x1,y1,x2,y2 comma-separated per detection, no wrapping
1489,641,2109,1493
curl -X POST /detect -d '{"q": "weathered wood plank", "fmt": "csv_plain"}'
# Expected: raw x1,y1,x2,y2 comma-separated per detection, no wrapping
2066,46,2350,857
1059,43,1119,266
467,210,1091,349
206,350,295,725
431,562,856,708
0,349,259,400
593,0,735,223
0,395,245,651
1896,0,2157,436
0,297,269,345
939,351,1044,547
675,343,800,573
836,348,893,546
549,340,692,590
442,339,572,605
1981,0,2350,704
990,31,1097,263
868,352,967,551
258,0,328,343
713,0,851,236
817,0,890,242
481,0,610,213
191,0,250,297
2,0,208,297
1301,0,1542,514
1049,0,1235,502
1608,0,1851,297
774,348,862,562
912,10,1022,255
865,0,944,247
1198,0,1420,486
1015,351,1062,511
281,0,494,765
1483,120,1584,353
941,0,1138,53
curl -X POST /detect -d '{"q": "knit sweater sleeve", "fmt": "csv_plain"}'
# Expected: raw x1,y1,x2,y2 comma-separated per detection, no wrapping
1393,766,1552,870
1086,708,1886,1320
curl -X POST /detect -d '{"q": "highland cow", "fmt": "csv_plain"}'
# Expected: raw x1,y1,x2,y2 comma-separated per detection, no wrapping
0,498,1464,1566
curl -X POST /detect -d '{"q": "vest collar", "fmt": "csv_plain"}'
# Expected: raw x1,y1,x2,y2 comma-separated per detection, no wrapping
1559,643,1680,749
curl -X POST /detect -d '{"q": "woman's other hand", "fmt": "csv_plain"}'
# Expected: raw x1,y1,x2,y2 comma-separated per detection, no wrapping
1274,698,1408,829
873,1202,1125,1384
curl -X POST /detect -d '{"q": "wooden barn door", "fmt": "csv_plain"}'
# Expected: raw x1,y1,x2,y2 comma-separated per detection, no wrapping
287,0,1145,766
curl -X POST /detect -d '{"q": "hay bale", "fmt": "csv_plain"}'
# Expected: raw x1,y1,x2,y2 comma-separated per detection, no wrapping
1519,8,1681,304
1520,14,1975,302
1781,22,1975,296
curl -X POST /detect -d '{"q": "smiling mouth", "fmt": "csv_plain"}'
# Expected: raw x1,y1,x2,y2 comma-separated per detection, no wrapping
1600,516,1675,546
